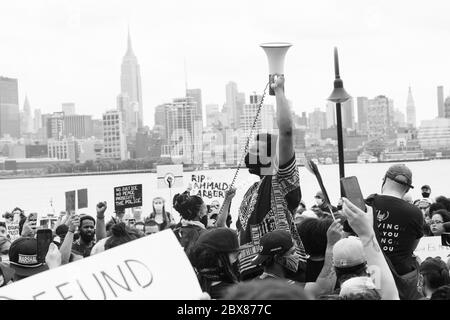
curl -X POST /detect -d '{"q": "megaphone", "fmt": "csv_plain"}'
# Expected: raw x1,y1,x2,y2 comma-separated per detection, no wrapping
260,42,292,95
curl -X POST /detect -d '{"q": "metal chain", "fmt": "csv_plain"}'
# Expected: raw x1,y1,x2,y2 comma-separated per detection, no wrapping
229,81,270,190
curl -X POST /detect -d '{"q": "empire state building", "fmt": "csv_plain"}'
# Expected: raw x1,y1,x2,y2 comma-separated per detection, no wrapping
121,29,143,129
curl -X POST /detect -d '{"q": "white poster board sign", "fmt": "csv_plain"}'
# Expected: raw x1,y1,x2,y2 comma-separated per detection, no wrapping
414,236,450,263
0,230,202,300
156,164,184,189
5,222,20,242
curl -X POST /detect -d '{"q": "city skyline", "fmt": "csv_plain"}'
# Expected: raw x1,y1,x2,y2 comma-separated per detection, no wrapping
1,0,450,128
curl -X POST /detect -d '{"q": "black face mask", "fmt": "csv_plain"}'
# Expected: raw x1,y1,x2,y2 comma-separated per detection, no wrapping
244,152,271,176
422,192,430,198
200,215,209,228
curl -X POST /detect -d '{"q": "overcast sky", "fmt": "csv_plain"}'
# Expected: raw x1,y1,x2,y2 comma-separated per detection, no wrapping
1,0,449,127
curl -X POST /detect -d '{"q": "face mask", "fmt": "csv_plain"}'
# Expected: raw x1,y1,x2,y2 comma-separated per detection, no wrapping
244,153,271,176
280,253,301,273
154,204,164,213
422,192,430,198
315,198,324,206
200,215,209,228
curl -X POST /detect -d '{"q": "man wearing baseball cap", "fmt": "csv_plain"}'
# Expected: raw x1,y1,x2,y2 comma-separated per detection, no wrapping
8,237,49,281
365,163,424,300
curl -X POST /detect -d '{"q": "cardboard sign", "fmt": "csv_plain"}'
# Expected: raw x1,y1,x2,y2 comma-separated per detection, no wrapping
5,221,20,242
191,174,229,198
65,191,76,213
0,230,202,300
414,236,450,262
157,165,183,189
77,189,88,209
114,184,143,211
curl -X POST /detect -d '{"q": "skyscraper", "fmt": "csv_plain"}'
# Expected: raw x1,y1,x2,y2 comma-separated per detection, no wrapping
445,96,450,118
240,93,275,142
342,97,355,130
117,93,138,137
62,102,76,115
64,115,93,138
224,82,245,129
437,86,444,118
46,112,65,140
357,97,369,134
121,29,143,129
186,88,203,121
21,95,33,134
406,87,416,128
102,110,128,160
34,108,42,133
326,102,336,128
308,108,327,139
0,77,20,138
368,95,392,139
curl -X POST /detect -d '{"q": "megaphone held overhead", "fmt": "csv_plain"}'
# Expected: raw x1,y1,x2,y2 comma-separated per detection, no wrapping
260,42,292,95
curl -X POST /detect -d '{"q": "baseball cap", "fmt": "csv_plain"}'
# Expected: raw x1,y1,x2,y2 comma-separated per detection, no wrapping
333,236,367,268
339,276,377,297
195,228,240,253
8,237,49,277
384,164,414,189
251,230,293,266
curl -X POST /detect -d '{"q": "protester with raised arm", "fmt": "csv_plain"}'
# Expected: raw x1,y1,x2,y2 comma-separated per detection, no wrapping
216,187,236,228
236,75,307,281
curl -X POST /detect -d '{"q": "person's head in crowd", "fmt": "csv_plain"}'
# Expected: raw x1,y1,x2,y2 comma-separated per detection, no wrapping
115,209,125,221
104,223,142,250
223,279,312,300
296,201,306,215
209,200,220,216
123,212,136,228
297,218,332,259
173,192,207,223
333,237,368,286
418,257,450,299
429,202,446,216
430,210,450,236
381,164,413,198
8,237,48,281
190,228,241,298
3,212,13,223
338,276,381,300
430,285,450,300
144,220,160,235
55,224,69,247
11,207,25,218
0,222,11,259
436,196,450,212
294,210,318,225
134,221,145,233
152,197,166,215
314,191,325,207
105,219,116,237
421,185,431,199
403,193,414,204
251,230,301,278
244,132,278,177
79,216,96,244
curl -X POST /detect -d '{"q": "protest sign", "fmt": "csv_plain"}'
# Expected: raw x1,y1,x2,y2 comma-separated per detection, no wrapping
5,222,20,242
157,164,183,189
0,230,202,300
191,174,229,199
65,191,76,213
77,188,88,209
413,236,450,262
114,184,143,212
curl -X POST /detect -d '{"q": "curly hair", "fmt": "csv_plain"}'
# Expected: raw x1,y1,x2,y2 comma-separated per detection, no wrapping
104,223,142,250
173,191,204,221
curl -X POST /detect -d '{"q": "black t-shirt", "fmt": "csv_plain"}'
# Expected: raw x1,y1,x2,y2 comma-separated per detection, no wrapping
369,194,424,275
305,259,325,283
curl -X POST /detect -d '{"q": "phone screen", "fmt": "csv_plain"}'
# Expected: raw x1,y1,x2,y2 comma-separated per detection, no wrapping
37,229,53,264
340,176,366,212
441,233,450,247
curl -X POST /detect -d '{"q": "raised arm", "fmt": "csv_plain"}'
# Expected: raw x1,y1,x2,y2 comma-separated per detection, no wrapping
60,214,79,265
272,75,294,167
95,202,107,241
342,198,399,300
216,187,236,228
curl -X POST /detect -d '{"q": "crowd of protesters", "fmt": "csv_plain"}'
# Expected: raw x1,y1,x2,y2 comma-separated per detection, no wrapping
0,75,449,300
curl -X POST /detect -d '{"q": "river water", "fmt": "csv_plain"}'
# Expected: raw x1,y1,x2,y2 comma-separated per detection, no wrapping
1,159,447,225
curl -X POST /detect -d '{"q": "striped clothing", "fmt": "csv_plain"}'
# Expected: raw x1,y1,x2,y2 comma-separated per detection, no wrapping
237,156,307,279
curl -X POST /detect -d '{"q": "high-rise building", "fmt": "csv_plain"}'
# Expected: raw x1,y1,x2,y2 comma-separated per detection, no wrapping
0,77,20,138
102,110,128,160
418,118,450,149
326,102,336,128
117,93,138,137
357,97,369,134
445,96,450,119
46,112,65,140
186,88,203,121
367,95,393,139
121,29,143,129
34,109,42,133
62,102,76,115
64,115,93,138
21,96,33,134
393,109,406,128
342,98,355,130
240,93,275,145
308,108,327,139
154,104,168,128
437,86,444,118
406,87,416,127
224,82,245,129
205,104,221,128
48,137,78,163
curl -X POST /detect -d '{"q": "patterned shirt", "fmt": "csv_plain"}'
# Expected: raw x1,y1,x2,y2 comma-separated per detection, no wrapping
236,156,307,279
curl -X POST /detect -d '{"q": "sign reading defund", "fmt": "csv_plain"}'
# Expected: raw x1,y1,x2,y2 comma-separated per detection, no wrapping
191,175,229,198
0,230,202,300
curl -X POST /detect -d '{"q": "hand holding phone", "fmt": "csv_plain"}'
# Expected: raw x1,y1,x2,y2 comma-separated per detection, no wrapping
37,229,53,264
340,177,366,234
68,214,80,233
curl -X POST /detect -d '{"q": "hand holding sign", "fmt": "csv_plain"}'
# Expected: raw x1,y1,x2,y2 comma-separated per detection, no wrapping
68,214,80,233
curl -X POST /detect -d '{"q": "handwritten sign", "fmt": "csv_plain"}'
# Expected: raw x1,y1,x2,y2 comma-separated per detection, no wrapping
156,165,183,189
5,222,20,242
414,236,450,263
191,174,229,198
0,230,202,300
114,184,143,211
